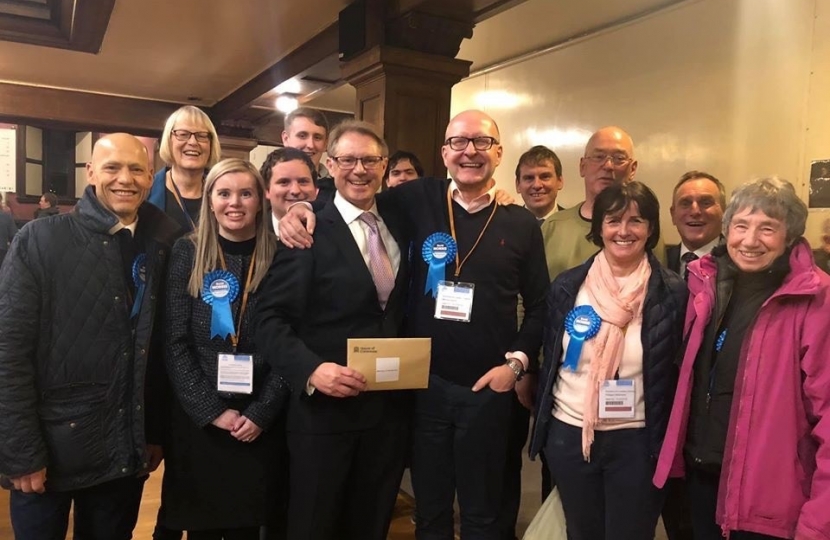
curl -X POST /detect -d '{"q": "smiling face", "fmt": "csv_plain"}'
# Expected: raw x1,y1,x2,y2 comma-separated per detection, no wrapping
579,127,637,201
171,119,212,172
328,132,386,211
210,171,261,241
441,111,503,192
87,134,153,225
516,160,563,218
266,159,318,218
670,177,725,251
726,207,787,272
282,116,328,167
600,201,651,268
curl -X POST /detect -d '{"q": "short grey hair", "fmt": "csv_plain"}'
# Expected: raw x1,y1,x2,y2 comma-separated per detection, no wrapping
723,176,807,244
327,120,388,157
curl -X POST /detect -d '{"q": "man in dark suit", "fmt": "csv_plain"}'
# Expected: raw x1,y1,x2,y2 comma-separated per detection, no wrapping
256,121,410,540
258,147,319,238
668,171,727,278
663,170,726,540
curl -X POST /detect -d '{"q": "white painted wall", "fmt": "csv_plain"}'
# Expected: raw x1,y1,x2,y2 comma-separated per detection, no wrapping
452,0,830,245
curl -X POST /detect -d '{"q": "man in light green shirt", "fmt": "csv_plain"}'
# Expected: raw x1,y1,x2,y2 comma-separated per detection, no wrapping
543,126,664,279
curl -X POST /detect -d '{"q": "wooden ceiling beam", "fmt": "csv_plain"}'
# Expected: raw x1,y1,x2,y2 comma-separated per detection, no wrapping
210,22,339,121
0,82,179,136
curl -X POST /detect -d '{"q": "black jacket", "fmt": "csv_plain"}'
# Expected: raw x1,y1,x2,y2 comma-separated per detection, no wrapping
0,186,179,491
529,252,687,460
256,200,411,434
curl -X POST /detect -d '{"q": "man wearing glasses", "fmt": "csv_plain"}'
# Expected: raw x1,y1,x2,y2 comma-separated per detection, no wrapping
256,121,412,540
544,126,653,279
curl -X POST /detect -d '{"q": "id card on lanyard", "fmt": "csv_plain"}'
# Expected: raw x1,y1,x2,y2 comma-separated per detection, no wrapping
432,187,496,323
204,248,257,394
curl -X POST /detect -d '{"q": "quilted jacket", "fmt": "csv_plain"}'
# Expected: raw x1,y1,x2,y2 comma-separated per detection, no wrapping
0,186,178,491
529,251,687,460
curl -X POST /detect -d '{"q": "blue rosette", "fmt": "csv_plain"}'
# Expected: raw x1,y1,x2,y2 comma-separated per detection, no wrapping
562,305,602,371
421,232,457,298
202,270,240,339
130,254,147,319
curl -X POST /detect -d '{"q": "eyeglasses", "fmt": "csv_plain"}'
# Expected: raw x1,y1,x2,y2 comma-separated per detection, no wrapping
584,153,631,167
331,156,385,170
171,129,212,143
444,136,499,151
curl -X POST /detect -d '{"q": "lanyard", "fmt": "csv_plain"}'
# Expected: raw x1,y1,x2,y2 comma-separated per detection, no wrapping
167,171,197,230
218,248,257,351
446,186,498,278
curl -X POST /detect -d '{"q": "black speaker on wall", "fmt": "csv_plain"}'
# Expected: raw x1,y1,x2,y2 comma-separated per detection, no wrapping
339,0,366,60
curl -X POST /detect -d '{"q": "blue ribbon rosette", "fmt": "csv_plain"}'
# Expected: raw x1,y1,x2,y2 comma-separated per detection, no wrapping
130,254,147,319
202,270,240,339
422,232,457,298
562,305,602,371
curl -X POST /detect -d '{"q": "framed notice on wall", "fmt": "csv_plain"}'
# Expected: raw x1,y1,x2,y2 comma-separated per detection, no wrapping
0,127,15,193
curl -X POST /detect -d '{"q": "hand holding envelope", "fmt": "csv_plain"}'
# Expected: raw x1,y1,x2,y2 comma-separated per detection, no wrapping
309,362,368,397
347,338,432,391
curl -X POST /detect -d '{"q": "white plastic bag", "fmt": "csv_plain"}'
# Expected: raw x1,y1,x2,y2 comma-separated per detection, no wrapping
522,487,568,540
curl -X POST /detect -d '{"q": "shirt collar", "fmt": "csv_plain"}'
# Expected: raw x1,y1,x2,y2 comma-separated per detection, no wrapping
449,180,496,214
108,218,138,236
271,213,280,238
333,191,382,224
680,236,721,259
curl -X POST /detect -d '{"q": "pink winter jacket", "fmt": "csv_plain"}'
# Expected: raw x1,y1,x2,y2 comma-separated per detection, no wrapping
654,240,830,540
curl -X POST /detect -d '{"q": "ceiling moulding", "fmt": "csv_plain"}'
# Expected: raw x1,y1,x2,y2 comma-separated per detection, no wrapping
0,0,116,53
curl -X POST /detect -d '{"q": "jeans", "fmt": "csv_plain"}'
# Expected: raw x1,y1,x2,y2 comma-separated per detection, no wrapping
10,475,146,540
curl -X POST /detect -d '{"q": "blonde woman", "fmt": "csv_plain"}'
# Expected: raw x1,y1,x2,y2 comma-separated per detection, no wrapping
149,105,222,234
161,159,287,539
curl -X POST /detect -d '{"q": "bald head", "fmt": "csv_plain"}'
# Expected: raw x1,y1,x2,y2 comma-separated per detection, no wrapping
579,126,638,203
87,133,153,225
585,126,635,158
442,109,503,194
445,110,501,140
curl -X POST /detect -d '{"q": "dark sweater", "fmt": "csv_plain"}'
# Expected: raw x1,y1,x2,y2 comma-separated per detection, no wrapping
685,247,789,470
380,177,549,387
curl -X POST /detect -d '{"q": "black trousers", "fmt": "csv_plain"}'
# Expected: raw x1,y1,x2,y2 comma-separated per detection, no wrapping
10,475,146,540
501,392,530,540
685,468,784,540
411,374,514,540
544,418,665,540
286,420,408,540
186,527,259,540
662,477,693,540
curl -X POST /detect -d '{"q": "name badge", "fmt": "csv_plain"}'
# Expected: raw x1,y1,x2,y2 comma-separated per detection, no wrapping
434,280,474,322
217,353,253,394
599,379,636,419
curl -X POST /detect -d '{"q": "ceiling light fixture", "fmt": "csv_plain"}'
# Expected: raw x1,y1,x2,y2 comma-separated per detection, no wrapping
275,95,299,113
275,78,302,94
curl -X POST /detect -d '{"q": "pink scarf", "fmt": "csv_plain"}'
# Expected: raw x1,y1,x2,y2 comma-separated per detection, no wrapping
580,251,651,461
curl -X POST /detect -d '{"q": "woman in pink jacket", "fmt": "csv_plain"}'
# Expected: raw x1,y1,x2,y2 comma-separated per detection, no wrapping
654,177,830,540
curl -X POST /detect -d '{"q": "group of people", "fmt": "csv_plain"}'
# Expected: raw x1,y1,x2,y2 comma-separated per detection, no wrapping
0,101,826,540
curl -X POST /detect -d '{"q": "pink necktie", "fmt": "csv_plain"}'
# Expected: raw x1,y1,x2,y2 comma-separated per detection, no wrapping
358,212,395,308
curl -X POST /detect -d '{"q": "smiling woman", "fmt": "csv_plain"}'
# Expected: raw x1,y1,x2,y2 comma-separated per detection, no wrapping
160,158,287,538
529,180,686,540
655,177,830,539
148,106,222,236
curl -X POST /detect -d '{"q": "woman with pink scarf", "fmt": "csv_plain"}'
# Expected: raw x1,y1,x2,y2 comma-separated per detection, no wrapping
528,181,687,540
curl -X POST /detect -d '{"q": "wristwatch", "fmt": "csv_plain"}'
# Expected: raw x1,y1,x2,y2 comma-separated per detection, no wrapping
504,357,525,381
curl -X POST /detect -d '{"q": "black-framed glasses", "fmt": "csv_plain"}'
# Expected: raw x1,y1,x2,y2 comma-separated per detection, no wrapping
171,129,212,143
584,153,631,167
331,155,385,170
444,136,499,151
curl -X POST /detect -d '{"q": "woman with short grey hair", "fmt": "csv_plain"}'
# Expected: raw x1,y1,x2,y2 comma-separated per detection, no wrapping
655,177,830,540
